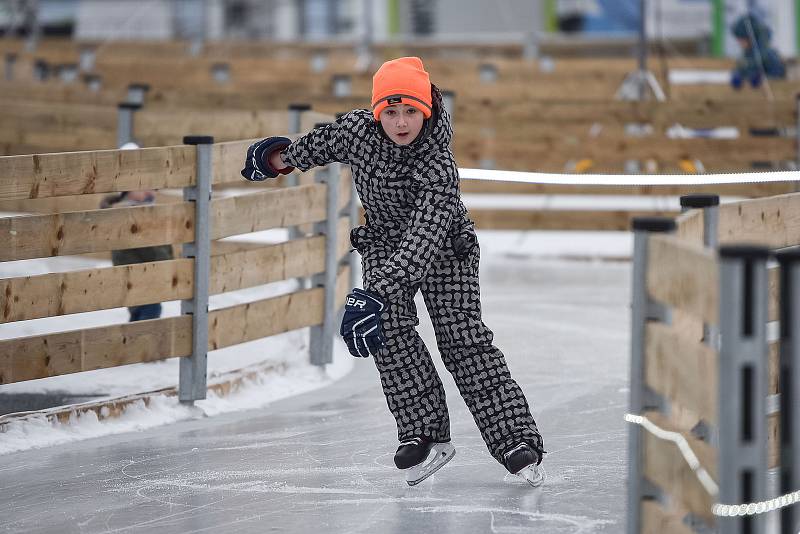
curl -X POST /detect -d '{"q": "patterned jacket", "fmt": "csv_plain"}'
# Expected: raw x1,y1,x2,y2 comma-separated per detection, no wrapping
281,85,474,297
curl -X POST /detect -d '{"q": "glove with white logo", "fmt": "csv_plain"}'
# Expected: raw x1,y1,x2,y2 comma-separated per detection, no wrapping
241,136,295,181
340,288,386,358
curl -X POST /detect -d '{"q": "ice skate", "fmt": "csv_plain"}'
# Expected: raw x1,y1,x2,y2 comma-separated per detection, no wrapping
394,437,456,486
503,442,545,488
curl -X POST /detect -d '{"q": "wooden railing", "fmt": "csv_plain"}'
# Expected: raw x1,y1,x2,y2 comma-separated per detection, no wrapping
628,189,800,534
0,136,355,396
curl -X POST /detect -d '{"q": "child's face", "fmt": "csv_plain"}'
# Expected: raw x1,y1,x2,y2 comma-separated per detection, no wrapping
379,104,424,145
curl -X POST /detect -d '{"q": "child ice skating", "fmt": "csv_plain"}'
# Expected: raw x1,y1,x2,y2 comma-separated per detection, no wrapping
241,57,545,486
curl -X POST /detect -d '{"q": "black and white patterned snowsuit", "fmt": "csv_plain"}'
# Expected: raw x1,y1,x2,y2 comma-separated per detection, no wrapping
281,86,544,465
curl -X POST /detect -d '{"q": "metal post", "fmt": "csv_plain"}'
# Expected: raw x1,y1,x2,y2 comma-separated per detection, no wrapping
776,249,800,534
179,135,214,403
211,62,230,84
58,63,78,84
523,30,539,61
5,53,16,81
287,104,312,289
479,63,499,84
441,90,455,121
126,83,150,106
795,93,800,175
356,0,373,72
116,103,141,148
288,103,311,137
627,216,676,534
311,51,328,73
718,245,770,534
680,194,721,351
332,74,352,98
309,163,340,367
79,46,95,72
638,0,647,101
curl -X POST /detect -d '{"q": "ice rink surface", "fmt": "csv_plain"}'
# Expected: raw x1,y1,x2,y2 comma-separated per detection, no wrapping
0,254,631,533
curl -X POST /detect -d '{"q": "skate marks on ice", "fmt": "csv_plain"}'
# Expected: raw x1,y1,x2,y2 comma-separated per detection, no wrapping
0,260,631,533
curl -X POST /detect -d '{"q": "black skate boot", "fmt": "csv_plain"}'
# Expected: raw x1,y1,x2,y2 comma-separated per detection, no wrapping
394,437,455,486
503,442,545,487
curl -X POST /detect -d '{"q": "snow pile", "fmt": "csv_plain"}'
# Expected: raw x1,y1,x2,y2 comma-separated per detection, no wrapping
0,338,352,455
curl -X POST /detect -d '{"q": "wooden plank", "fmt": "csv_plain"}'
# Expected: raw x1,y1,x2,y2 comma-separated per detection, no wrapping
769,265,780,323
336,264,351,308
211,184,327,240
641,501,697,534
0,258,193,323
0,203,195,261
0,145,197,200
719,192,800,249
137,109,289,147
647,234,719,325
468,208,679,231
675,210,704,246
208,288,323,350
0,316,192,384
645,322,718,424
1,215,353,322
642,410,717,523
0,190,182,215
211,236,325,294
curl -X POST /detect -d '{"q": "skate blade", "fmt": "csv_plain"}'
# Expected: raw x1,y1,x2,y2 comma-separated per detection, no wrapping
515,464,546,488
405,443,456,486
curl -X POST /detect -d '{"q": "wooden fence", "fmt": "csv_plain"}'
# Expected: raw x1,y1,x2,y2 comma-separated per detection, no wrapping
2,42,799,174
0,135,355,401
628,190,800,534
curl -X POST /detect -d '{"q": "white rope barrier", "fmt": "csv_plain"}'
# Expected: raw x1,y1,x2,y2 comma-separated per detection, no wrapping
458,168,800,186
625,413,800,518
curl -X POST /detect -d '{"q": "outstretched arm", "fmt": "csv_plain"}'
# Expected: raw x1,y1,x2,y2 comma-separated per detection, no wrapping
280,112,358,171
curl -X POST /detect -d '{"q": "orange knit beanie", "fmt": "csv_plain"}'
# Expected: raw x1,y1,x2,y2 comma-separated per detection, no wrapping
371,57,432,121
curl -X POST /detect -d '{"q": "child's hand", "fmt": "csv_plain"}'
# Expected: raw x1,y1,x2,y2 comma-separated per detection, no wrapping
268,149,286,172
241,136,295,181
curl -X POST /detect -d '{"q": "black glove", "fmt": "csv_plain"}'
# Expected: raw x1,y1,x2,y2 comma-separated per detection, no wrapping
340,288,386,358
241,136,294,181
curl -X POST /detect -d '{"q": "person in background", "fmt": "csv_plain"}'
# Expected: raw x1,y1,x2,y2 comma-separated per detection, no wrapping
730,13,786,90
99,145,174,322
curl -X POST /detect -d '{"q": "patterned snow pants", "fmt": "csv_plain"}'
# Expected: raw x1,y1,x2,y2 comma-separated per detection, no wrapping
361,241,544,465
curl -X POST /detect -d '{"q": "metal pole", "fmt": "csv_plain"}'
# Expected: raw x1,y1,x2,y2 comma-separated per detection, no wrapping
638,0,647,101
211,63,230,84
441,90,455,121
627,216,676,534
718,245,770,534
776,249,800,534
795,93,800,176
79,46,95,72
126,83,150,106
356,0,373,71
287,104,312,290
680,194,721,351
116,103,140,148
309,163,340,367
332,74,352,98
179,135,214,403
